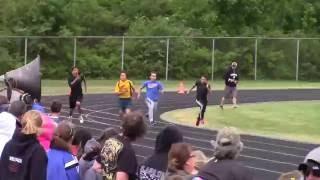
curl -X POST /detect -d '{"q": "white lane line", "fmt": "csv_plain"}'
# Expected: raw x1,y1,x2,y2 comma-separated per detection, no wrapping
244,166,282,174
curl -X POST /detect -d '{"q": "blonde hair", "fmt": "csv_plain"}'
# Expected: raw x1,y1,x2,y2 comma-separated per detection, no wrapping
192,150,208,170
21,110,42,135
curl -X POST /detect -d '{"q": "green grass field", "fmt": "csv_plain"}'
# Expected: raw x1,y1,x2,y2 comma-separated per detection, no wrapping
161,101,320,143
42,80,320,96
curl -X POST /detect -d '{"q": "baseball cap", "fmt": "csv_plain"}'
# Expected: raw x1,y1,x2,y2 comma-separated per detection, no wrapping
210,127,243,152
298,147,320,177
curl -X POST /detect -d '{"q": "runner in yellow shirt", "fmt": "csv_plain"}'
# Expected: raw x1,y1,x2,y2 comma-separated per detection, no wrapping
115,71,135,115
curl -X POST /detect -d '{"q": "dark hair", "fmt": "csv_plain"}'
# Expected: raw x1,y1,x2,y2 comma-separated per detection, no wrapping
72,128,92,147
168,143,193,172
201,75,208,80
96,127,118,145
72,67,81,74
150,71,157,76
121,111,146,141
50,101,62,113
50,122,74,152
8,101,27,118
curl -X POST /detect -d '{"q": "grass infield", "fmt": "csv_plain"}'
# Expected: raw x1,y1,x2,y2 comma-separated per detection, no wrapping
161,101,320,143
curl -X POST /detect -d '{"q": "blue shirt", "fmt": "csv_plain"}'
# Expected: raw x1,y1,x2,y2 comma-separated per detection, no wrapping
142,80,163,101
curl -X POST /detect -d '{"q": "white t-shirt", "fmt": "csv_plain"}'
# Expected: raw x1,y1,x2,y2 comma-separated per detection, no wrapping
0,112,17,157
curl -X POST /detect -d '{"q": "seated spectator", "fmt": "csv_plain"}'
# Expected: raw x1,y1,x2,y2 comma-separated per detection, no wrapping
138,125,183,180
278,170,303,180
79,138,101,180
96,127,118,145
298,147,320,180
72,128,92,159
32,103,56,151
196,127,253,180
0,101,27,157
192,150,208,173
47,122,80,180
165,143,197,179
49,101,62,124
0,110,47,180
0,95,9,113
100,111,146,180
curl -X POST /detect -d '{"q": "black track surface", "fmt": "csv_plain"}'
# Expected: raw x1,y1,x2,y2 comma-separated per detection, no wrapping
42,89,320,180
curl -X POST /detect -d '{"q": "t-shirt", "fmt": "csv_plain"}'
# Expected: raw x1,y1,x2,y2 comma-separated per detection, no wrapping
224,68,239,87
115,80,135,99
138,153,168,180
100,136,137,180
68,76,84,97
195,81,210,101
142,80,163,101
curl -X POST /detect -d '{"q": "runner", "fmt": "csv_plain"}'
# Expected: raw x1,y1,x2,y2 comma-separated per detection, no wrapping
138,71,164,126
220,61,239,109
187,76,211,126
68,67,87,123
114,71,135,115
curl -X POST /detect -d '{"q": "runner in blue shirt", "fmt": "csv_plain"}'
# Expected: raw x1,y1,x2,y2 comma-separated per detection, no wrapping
138,72,164,126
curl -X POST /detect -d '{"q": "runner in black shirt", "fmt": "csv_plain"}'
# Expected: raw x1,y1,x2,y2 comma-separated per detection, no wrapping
220,62,239,109
68,67,87,123
188,76,211,126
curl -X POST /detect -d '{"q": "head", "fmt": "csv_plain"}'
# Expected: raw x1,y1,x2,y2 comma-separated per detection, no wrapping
72,128,92,150
97,127,118,145
0,95,9,112
200,76,208,84
82,138,101,161
50,101,62,114
121,111,146,141
211,127,243,160
120,71,127,81
21,110,42,135
231,61,238,70
278,170,303,180
155,125,183,154
72,67,80,77
50,122,74,152
149,71,157,81
299,147,320,180
168,143,196,174
8,100,27,120
192,150,208,171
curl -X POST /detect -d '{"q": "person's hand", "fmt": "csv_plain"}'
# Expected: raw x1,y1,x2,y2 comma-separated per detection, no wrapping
187,90,191,94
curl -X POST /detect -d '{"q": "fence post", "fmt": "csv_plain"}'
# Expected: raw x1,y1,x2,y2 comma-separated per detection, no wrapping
211,39,215,81
165,38,170,81
254,38,258,80
121,36,125,70
73,37,77,67
296,39,300,81
24,38,28,65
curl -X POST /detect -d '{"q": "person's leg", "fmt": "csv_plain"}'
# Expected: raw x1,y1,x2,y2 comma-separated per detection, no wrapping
153,101,158,124
125,99,132,114
200,100,207,124
232,87,238,108
145,98,155,123
69,96,76,119
195,99,203,126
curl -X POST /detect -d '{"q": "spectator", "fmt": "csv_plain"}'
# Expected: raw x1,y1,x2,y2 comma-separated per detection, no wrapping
165,143,197,179
0,110,47,180
47,122,80,180
0,95,9,113
100,111,146,180
49,101,62,124
32,103,56,151
192,150,208,173
72,128,92,159
278,170,303,180
196,127,253,180
79,138,101,180
31,99,45,113
138,125,183,180
0,101,27,156
96,127,118,145
298,147,320,180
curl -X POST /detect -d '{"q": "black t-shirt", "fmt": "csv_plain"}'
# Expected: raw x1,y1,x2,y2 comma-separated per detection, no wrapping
68,76,84,96
195,81,210,101
138,153,168,180
224,68,239,87
101,135,137,180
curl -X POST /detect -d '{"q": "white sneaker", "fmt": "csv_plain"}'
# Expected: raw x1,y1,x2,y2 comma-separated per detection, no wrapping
79,115,84,124
68,116,72,121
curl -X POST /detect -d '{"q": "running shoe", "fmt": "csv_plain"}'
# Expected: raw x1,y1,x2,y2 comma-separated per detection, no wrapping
233,105,239,108
200,119,205,125
219,105,224,110
79,115,84,124
196,117,200,126
68,116,72,121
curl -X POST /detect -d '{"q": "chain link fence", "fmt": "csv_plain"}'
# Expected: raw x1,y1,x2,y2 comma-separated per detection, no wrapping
0,36,319,81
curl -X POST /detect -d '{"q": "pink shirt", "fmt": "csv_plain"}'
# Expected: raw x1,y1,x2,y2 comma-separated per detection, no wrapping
38,113,56,151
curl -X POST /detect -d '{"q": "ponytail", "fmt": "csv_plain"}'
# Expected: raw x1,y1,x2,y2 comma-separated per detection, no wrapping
21,110,42,135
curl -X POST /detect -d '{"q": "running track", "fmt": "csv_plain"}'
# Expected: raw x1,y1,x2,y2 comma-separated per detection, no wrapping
42,89,320,180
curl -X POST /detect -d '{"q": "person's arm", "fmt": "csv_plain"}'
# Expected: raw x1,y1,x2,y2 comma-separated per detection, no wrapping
159,82,164,94
207,83,212,94
187,81,197,94
30,147,48,180
235,73,239,84
82,76,87,93
68,76,81,88
116,171,129,180
115,81,125,96
137,82,147,99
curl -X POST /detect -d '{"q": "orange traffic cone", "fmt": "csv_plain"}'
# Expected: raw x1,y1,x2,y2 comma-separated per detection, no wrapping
177,81,186,94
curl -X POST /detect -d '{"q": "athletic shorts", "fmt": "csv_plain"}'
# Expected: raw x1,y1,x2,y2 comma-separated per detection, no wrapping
224,86,237,98
69,95,83,109
118,98,132,112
